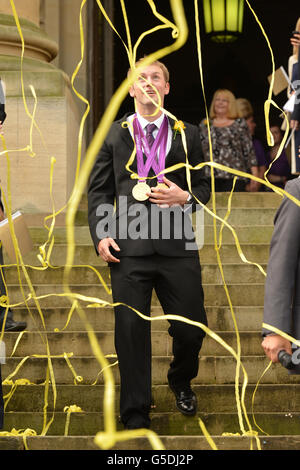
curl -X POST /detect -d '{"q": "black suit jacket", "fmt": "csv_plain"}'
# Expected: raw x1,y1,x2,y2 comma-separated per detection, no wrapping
88,113,210,258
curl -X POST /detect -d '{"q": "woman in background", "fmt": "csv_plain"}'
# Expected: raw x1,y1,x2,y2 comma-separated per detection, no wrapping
199,89,258,191
236,98,267,191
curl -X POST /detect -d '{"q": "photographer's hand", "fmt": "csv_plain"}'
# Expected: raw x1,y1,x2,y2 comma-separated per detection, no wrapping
261,334,292,363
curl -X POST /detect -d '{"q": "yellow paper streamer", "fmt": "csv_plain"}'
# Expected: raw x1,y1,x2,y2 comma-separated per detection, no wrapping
64,404,84,436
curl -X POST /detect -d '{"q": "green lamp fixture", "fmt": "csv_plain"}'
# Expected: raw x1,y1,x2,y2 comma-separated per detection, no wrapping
203,0,244,43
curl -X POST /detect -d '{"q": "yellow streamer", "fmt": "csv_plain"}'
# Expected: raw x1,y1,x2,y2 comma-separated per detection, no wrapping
199,418,218,450
64,404,84,436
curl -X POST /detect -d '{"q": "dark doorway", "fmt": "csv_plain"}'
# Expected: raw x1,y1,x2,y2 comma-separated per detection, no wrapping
88,0,298,145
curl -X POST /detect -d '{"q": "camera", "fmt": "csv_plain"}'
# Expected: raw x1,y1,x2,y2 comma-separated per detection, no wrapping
291,30,300,39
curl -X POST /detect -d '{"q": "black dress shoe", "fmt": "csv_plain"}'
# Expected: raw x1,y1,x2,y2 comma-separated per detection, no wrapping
169,383,197,416
0,318,27,332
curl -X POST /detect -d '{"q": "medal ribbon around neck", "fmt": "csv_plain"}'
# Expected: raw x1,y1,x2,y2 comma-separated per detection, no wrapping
133,114,168,185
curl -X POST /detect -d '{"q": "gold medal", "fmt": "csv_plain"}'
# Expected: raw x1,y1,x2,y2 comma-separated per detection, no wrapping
132,182,151,201
155,183,169,191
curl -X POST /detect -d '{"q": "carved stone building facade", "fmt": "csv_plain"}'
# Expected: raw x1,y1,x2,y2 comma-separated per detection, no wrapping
0,0,89,214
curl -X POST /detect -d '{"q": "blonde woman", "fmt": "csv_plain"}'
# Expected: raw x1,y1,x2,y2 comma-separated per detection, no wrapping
199,89,258,191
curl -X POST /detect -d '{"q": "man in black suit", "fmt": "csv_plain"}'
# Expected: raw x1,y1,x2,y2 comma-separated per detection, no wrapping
88,59,210,430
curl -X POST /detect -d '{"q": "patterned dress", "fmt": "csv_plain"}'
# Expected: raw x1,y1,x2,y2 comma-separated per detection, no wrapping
199,118,257,182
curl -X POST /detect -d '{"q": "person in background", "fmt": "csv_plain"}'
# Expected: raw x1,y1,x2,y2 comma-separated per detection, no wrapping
265,125,292,190
262,177,300,373
0,122,27,332
199,89,258,192
236,98,267,191
290,20,300,131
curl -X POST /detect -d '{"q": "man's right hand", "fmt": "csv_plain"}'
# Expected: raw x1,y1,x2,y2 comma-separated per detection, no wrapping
261,334,292,363
97,237,120,263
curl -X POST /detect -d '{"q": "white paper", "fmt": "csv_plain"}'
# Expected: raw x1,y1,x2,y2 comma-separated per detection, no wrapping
280,66,294,90
285,128,295,149
0,210,22,228
0,340,6,364
283,93,296,113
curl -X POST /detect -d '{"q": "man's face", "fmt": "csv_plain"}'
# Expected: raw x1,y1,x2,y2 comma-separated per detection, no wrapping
129,64,170,110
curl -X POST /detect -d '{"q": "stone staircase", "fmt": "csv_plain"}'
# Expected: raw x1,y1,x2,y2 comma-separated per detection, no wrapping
1,191,300,451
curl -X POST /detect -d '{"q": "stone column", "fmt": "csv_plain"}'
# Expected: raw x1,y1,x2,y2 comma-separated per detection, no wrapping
0,0,40,26
0,0,80,216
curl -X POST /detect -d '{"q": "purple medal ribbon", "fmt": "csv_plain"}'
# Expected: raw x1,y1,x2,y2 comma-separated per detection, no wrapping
133,115,168,184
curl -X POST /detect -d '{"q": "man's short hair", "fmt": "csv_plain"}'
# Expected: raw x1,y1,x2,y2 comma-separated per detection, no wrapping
128,58,170,83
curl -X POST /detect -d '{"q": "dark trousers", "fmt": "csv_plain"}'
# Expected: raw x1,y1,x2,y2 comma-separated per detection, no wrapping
109,254,207,427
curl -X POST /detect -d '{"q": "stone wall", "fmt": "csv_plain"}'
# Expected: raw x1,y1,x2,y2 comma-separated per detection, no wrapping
0,1,85,214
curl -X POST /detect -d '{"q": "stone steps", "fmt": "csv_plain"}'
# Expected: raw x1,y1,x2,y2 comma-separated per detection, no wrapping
10,305,265,332
2,411,300,436
3,434,300,451
12,222,275,246
20,243,271,266
2,330,273,357
4,283,266,307
1,355,297,385
3,192,295,451
2,262,267,284
27,207,278,229
0,224,274,259
3,384,300,413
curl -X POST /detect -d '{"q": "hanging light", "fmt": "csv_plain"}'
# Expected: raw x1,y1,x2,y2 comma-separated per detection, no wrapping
203,0,244,43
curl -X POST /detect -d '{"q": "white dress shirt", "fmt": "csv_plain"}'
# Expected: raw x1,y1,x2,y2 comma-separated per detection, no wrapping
127,111,172,156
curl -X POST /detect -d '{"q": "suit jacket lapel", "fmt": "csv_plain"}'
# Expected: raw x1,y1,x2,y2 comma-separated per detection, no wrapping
165,117,182,164
118,113,135,151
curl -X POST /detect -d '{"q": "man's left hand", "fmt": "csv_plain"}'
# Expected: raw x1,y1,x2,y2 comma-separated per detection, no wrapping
147,176,189,208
